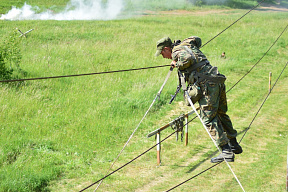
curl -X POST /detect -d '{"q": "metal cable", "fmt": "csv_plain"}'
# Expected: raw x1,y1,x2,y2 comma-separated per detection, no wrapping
93,67,173,191
163,23,288,190
165,61,288,191
79,117,197,192
0,0,266,84
90,6,272,187
200,0,266,48
185,91,246,191
0,1,266,83
0,64,170,83
80,58,286,191
226,24,288,93
81,1,274,190
186,23,288,127
239,61,288,143
166,163,221,192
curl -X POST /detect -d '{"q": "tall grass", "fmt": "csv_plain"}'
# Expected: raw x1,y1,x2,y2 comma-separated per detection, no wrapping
0,7,287,192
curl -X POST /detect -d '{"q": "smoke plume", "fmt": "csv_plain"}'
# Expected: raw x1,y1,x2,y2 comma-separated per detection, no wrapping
0,0,124,20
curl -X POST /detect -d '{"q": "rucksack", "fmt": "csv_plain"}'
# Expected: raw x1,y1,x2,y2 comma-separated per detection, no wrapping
182,36,202,48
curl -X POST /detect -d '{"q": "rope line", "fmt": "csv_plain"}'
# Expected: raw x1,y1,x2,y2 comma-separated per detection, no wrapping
200,0,266,48
0,64,170,83
166,163,221,192
185,22,288,124
0,0,265,84
239,61,288,143
93,67,173,191
165,61,288,191
0,1,266,84
81,1,275,191
226,23,288,93
79,117,197,191
185,92,245,191
163,23,288,190
91,4,272,187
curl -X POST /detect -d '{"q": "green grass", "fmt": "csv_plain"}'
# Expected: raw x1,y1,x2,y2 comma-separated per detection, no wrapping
0,3,288,192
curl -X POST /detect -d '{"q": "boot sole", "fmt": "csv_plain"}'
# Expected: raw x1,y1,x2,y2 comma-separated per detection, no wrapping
211,158,234,163
232,149,243,154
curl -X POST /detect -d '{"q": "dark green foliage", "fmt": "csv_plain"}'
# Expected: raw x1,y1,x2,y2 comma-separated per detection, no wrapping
0,30,24,80
0,53,13,80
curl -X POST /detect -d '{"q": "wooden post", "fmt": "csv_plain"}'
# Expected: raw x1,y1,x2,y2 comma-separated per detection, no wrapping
157,131,161,166
269,72,272,93
286,145,288,191
185,115,188,146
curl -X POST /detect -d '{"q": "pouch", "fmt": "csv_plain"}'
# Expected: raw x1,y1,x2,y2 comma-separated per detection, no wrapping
185,84,202,106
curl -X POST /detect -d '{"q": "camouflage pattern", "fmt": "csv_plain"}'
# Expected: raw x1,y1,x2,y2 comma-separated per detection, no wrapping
155,37,172,57
182,36,202,48
198,81,232,146
173,38,237,147
172,43,207,71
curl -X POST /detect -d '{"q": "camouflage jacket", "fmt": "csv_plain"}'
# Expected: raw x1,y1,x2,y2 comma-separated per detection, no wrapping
172,42,208,71
172,37,225,84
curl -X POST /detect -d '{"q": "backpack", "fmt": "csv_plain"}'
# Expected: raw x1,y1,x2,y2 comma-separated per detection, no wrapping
182,36,202,48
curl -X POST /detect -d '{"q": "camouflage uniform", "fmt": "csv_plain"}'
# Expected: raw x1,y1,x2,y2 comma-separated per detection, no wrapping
172,37,237,147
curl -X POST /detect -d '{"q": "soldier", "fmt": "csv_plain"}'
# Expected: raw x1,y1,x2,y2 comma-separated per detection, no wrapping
155,36,242,163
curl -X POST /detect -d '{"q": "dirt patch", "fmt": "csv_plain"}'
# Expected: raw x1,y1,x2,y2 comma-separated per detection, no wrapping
143,9,232,16
258,3,288,12
143,3,288,16
144,9,231,16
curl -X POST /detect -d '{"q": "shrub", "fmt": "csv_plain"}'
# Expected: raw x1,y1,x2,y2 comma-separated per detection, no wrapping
0,30,23,80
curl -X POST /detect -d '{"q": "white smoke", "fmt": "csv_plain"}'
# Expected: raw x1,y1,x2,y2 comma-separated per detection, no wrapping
0,0,124,20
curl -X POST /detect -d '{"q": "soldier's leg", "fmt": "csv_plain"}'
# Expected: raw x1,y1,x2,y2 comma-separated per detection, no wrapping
199,81,229,146
199,81,234,163
218,83,237,139
218,83,242,154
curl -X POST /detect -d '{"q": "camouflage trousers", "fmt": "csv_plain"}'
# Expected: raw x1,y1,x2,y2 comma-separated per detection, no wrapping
198,81,237,147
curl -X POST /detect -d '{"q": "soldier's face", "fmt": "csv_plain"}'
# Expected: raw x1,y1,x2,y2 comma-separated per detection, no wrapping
161,47,172,59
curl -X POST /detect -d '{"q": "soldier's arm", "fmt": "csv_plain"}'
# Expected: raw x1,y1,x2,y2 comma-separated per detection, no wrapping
172,47,195,69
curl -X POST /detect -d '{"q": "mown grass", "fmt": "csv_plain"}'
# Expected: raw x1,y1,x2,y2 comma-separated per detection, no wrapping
0,4,287,192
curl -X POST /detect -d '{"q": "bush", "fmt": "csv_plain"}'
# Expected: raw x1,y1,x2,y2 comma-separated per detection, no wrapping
0,30,23,80
0,53,13,80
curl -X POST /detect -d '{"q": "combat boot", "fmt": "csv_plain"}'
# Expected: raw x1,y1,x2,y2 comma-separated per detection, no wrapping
229,137,243,154
211,144,234,163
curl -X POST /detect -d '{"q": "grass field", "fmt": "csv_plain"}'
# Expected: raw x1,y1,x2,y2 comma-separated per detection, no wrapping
0,1,288,192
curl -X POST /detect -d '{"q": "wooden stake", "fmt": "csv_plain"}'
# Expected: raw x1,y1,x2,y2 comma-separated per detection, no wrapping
286,145,288,191
157,131,161,166
269,72,272,93
185,116,188,146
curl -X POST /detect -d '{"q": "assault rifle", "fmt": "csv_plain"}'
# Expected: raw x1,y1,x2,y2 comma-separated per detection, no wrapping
169,85,181,104
169,70,182,104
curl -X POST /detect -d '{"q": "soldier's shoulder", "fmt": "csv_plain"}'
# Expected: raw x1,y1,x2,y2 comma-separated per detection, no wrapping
172,44,188,52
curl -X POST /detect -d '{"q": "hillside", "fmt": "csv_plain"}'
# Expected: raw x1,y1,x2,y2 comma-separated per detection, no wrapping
0,2,288,192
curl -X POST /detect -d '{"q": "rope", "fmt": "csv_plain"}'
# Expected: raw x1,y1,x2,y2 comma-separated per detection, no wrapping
0,1,266,84
81,1,276,190
185,92,246,191
92,67,173,191
0,0,266,84
82,4,285,191
79,62,287,192
226,24,288,93
200,0,266,48
163,23,288,189
0,64,170,83
165,61,288,191
79,116,197,192
166,163,221,192
239,61,288,143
